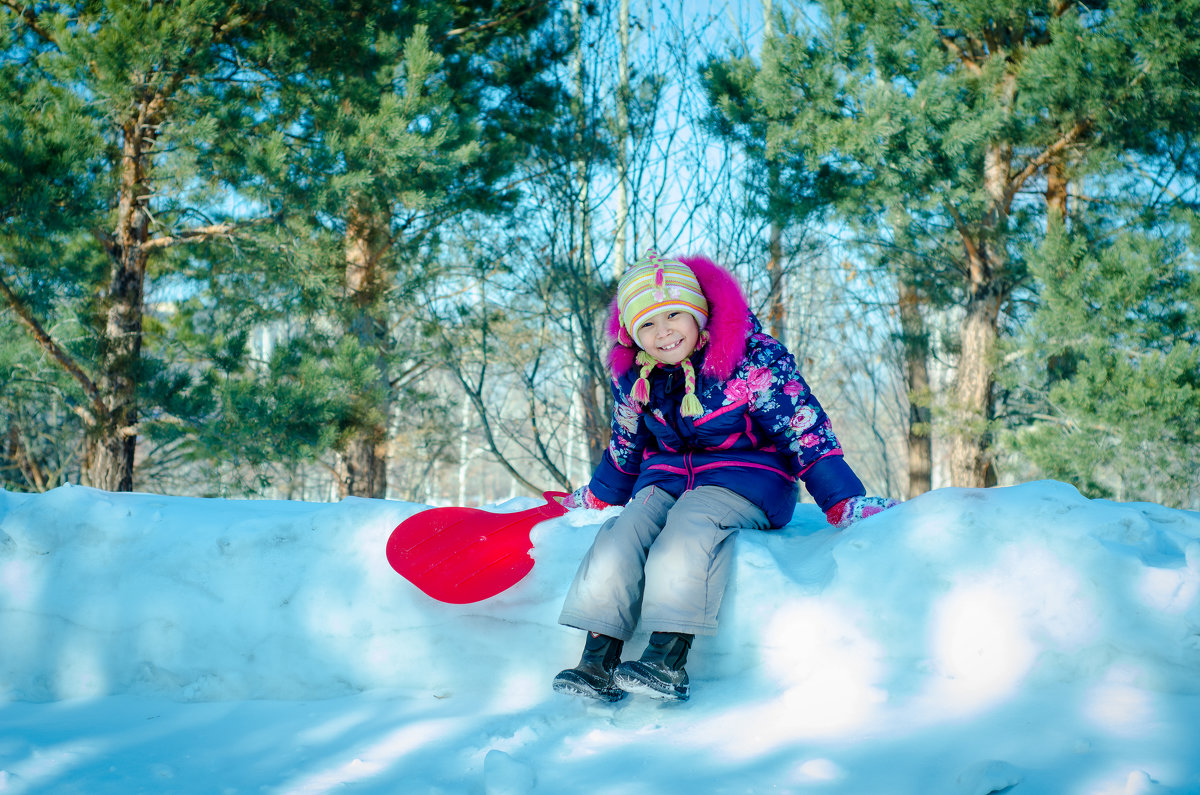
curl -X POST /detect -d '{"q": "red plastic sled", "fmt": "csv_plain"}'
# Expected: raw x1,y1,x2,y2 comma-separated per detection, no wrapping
386,491,569,604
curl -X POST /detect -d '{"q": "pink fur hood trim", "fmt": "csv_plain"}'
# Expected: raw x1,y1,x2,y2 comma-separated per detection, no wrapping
606,255,752,381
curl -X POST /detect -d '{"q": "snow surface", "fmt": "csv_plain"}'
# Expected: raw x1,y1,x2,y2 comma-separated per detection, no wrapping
1,480,1199,794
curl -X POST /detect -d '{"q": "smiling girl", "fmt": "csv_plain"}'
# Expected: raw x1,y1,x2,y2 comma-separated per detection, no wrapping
553,251,897,702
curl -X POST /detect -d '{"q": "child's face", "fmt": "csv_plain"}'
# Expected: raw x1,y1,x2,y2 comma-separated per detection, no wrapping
636,310,700,365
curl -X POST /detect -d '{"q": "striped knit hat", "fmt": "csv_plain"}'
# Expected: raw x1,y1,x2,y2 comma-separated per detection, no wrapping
616,251,709,348
616,251,710,418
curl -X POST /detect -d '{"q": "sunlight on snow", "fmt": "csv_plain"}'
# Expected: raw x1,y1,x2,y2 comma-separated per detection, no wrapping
55,639,108,700
279,718,463,793
791,757,843,783
1084,671,1159,739
1079,767,1167,795
2,739,106,792
5,482,1200,792
562,727,640,760
0,559,37,606
691,600,889,756
930,581,1036,707
488,668,550,712
926,540,1101,713
763,601,886,730
296,710,373,745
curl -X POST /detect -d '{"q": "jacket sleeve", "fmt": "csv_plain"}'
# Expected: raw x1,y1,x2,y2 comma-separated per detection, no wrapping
586,375,651,507
745,342,865,512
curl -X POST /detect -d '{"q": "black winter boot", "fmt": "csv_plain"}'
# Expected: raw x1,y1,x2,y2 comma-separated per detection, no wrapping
552,632,626,702
612,631,693,701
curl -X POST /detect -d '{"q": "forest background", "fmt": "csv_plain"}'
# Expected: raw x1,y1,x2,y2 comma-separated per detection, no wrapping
1,0,1198,510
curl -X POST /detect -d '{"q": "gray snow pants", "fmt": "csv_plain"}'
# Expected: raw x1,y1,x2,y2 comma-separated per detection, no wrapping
558,485,770,640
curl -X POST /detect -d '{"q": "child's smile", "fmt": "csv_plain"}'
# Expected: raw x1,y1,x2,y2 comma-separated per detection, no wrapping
637,311,700,365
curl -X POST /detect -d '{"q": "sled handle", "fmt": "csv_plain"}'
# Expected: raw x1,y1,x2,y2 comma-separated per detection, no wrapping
538,491,570,518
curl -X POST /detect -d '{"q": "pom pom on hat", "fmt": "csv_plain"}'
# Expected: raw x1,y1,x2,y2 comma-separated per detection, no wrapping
616,251,709,348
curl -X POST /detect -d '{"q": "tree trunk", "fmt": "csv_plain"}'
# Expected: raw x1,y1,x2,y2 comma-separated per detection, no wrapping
949,280,1001,487
762,7,786,344
612,0,630,280
898,278,932,497
580,369,606,467
765,214,785,343
85,98,160,491
457,400,473,505
342,427,388,498
570,0,591,268
945,129,1013,488
1046,159,1068,231
341,205,391,499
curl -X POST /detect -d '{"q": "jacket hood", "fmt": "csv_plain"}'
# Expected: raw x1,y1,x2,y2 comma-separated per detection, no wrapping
606,255,752,381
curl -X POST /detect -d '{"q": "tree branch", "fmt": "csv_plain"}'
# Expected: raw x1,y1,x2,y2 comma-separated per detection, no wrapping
442,0,547,40
945,202,982,271
141,222,238,250
0,270,105,424
938,32,982,75
0,0,57,43
1007,119,1093,202
453,367,544,495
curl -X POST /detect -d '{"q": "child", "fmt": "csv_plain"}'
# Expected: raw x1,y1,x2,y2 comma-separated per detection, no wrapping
553,251,897,702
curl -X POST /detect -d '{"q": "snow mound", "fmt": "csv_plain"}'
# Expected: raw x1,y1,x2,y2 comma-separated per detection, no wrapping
2,480,1200,794
2,480,1197,710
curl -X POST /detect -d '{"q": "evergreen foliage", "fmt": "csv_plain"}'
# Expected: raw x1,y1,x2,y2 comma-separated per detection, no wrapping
0,0,338,493
701,0,1200,495
240,0,567,497
1008,208,1200,507
3,0,1197,502
0,0,566,496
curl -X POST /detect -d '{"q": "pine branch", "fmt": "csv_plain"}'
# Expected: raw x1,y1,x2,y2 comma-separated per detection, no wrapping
141,223,237,251
6,423,49,491
0,0,56,44
141,211,282,251
945,203,982,271
935,29,982,75
0,271,104,425
1007,119,1093,203
442,0,548,40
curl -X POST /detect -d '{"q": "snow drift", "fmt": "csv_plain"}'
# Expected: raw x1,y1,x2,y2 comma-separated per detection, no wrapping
2,480,1199,794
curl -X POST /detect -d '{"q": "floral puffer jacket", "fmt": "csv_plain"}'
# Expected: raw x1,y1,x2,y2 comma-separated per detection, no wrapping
586,255,866,528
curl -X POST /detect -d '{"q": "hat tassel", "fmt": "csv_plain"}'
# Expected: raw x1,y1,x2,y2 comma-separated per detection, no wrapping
680,359,703,418
632,352,657,405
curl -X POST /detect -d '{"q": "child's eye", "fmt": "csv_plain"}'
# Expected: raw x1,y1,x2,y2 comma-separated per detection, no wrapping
640,320,654,329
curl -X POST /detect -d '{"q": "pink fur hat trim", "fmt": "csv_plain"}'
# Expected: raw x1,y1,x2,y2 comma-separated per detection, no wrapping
607,254,751,381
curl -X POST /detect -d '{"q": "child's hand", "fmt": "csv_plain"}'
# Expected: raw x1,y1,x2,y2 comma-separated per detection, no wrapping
561,485,614,511
825,495,898,529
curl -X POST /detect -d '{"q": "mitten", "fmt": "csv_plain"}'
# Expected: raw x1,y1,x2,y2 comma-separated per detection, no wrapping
561,484,614,511
825,495,899,529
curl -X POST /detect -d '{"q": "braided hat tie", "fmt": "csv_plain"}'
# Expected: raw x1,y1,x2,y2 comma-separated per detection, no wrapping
631,352,704,418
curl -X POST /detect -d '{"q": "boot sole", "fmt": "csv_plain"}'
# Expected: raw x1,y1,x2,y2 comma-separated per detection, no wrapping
552,671,626,702
612,666,689,702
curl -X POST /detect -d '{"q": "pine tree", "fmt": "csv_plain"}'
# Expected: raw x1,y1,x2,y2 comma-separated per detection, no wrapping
255,1,567,498
0,17,103,488
0,1,337,492
703,0,1200,489
1010,221,1200,507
